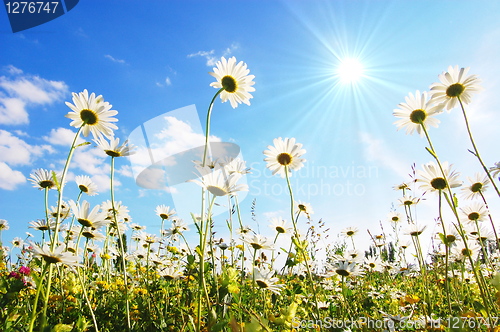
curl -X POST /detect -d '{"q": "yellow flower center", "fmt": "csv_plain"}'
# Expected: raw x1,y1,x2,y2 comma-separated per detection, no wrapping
159,214,169,220
276,226,285,233
468,212,480,221
410,109,427,124
430,177,447,190
78,185,89,193
470,182,483,193
446,235,456,243
207,185,227,197
105,150,121,157
256,280,268,288
446,83,465,97
461,248,472,256
251,243,263,250
80,109,98,125
336,269,350,277
221,75,237,93
39,180,55,189
78,218,93,227
277,153,292,166
42,254,62,264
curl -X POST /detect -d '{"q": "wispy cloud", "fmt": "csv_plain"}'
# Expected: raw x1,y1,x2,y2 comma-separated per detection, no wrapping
187,43,240,66
43,127,84,146
104,54,127,64
0,129,54,190
360,131,409,179
0,66,68,125
156,77,172,88
0,162,25,190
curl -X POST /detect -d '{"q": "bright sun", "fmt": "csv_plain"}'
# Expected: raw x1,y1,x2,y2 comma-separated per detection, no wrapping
337,58,364,83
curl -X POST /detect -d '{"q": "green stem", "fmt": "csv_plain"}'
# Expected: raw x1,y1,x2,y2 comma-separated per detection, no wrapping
196,88,223,332
458,96,500,198
27,263,49,332
51,126,84,249
284,166,321,321
110,156,131,331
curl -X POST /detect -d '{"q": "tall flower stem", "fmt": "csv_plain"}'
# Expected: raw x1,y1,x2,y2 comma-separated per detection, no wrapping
51,126,84,248
196,88,224,332
458,96,500,198
28,263,49,332
110,156,131,331
284,166,321,321
35,127,84,331
480,191,500,249
421,122,495,316
437,191,453,315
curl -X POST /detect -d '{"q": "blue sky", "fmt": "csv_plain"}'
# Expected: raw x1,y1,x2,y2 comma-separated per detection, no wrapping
1,0,500,254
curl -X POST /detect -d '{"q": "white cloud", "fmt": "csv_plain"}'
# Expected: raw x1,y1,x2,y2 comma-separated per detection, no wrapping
0,162,26,190
6,65,22,75
165,77,172,86
187,43,239,66
117,165,133,178
43,127,84,146
360,131,408,179
0,97,27,125
0,129,53,166
0,66,68,125
105,54,126,64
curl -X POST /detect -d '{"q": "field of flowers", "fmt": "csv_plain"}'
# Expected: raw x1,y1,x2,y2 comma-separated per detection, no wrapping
1,57,500,331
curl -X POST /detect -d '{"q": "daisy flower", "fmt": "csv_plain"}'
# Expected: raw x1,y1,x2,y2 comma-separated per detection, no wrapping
31,243,80,266
69,200,108,228
263,137,306,178
436,224,460,247
460,201,489,223
451,240,481,261
398,195,420,207
65,89,118,139
341,226,358,238
416,161,461,193
75,175,98,196
0,219,10,231
332,261,363,278
388,211,402,223
81,228,106,241
404,224,427,237
29,219,56,232
101,200,129,221
191,170,248,196
11,237,24,248
242,233,275,250
393,182,410,191
364,256,384,272
155,205,176,220
296,201,314,215
94,136,136,157
393,90,442,136
429,65,482,111
29,169,59,190
489,162,500,180
219,157,252,175
160,265,183,280
209,56,255,109
253,267,284,295
461,173,489,200
269,217,292,235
